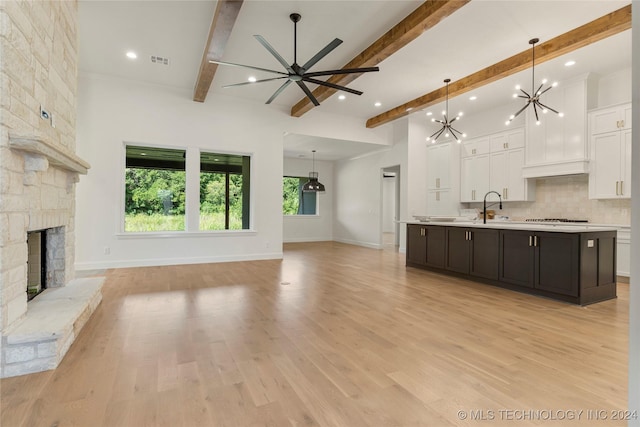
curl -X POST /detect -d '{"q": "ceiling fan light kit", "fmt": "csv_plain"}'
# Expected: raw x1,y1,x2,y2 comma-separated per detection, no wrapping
426,78,466,144
507,38,562,126
210,13,379,106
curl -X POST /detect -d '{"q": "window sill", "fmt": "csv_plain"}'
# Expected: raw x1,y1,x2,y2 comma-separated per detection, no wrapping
116,230,257,239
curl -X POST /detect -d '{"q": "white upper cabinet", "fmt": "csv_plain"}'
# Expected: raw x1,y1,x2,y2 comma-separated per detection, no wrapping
589,103,632,199
523,74,598,178
590,103,632,135
460,127,533,202
461,154,490,202
426,142,460,216
427,143,451,190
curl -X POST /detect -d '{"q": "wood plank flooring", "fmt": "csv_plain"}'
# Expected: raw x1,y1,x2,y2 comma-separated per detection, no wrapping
1,242,629,426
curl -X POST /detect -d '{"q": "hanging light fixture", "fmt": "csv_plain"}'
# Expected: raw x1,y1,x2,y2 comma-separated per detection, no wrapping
426,78,466,144
507,38,563,126
302,150,325,192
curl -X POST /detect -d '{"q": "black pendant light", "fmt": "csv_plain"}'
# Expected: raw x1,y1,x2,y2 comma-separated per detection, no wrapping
507,38,563,126
302,150,325,192
426,78,466,143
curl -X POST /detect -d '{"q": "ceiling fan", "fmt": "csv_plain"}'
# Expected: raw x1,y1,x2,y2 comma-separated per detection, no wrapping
209,13,379,106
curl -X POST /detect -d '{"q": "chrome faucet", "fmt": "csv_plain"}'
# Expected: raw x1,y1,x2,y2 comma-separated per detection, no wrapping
483,191,502,224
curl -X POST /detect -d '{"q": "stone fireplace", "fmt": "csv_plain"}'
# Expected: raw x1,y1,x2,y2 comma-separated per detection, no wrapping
1,1,103,377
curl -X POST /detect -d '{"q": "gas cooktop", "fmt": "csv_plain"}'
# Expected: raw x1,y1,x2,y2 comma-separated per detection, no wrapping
525,218,589,223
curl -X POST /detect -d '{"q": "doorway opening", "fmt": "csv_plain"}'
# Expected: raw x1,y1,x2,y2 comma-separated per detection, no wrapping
381,165,401,251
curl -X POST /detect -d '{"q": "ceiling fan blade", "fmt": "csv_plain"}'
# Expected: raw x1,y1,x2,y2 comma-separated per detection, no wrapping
223,77,288,88
302,77,363,96
265,80,293,104
295,81,320,106
254,35,295,73
301,38,343,71
303,66,380,78
209,59,288,76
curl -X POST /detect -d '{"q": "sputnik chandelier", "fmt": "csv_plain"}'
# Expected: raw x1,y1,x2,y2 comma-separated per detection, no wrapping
507,38,563,126
426,78,466,143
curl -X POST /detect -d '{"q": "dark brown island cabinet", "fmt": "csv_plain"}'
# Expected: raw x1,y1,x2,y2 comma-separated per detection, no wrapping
406,223,617,305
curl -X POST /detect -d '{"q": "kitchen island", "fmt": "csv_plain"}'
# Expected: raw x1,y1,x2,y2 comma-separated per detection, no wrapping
406,221,617,305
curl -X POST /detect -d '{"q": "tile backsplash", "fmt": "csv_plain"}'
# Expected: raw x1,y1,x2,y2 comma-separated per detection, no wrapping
469,175,631,225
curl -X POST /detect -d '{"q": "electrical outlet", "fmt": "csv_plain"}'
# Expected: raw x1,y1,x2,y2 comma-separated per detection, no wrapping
40,105,50,120
103,247,110,255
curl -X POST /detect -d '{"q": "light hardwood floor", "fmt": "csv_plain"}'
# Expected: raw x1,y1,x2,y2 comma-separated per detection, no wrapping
1,242,629,426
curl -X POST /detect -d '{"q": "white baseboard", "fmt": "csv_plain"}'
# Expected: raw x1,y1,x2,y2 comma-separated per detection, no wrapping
333,238,382,250
75,251,283,271
283,237,332,243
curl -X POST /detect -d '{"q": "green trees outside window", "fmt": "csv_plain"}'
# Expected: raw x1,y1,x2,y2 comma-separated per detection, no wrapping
124,145,250,232
283,176,317,215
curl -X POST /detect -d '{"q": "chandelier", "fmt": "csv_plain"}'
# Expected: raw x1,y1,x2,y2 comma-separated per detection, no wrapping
302,150,325,192
426,78,465,143
507,38,563,126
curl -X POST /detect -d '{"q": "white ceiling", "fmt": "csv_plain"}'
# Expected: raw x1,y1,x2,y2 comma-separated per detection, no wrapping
78,0,631,161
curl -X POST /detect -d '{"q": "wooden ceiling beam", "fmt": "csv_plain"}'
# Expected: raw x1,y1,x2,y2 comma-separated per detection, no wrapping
289,0,470,117
366,4,631,128
193,0,244,103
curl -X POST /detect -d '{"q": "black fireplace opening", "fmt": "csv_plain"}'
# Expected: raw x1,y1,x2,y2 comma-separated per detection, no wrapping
27,230,47,301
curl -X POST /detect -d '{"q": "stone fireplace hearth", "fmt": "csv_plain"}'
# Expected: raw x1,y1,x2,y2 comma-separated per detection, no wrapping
1,1,102,378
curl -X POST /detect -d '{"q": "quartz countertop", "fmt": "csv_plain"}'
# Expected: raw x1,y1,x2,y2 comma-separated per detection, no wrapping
403,220,619,233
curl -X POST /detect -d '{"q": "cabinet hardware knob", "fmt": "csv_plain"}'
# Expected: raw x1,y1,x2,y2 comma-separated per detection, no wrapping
616,181,619,196
529,236,532,247
621,120,625,128
534,236,538,247
620,181,624,196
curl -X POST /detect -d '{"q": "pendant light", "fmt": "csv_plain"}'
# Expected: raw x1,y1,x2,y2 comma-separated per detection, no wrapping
507,38,563,126
302,150,325,192
426,78,466,143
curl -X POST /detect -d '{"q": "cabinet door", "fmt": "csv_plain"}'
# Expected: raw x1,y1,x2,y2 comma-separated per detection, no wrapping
407,225,427,265
426,190,453,216
445,228,470,274
621,129,632,198
590,132,622,199
425,226,446,268
461,155,489,202
489,152,507,199
505,149,526,201
591,106,622,135
469,228,500,280
499,230,534,288
427,143,451,189
535,232,579,297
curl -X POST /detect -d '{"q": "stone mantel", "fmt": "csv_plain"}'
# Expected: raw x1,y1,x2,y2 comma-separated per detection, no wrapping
9,135,91,175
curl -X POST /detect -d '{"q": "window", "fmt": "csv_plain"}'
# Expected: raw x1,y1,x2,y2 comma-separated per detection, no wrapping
283,176,317,215
200,152,250,230
125,145,186,232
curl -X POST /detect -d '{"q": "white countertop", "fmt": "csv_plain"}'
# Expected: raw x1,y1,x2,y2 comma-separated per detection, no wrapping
403,220,619,233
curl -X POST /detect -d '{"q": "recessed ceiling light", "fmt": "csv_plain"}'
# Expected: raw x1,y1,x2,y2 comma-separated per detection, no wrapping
338,94,346,100
426,111,432,116
374,102,382,107
248,76,257,82
126,51,137,60
406,107,413,112
469,95,477,101
565,60,576,67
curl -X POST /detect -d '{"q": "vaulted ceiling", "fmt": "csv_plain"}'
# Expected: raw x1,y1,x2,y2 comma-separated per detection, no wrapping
79,1,632,159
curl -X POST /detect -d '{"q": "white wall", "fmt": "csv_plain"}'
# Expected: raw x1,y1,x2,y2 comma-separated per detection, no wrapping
333,121,408,250
629,5,639,424
75,73,391,269
596,67,631,108
283,157,333,242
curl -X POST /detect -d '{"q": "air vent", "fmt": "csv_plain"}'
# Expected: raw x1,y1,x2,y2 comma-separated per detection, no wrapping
150,55,170,65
